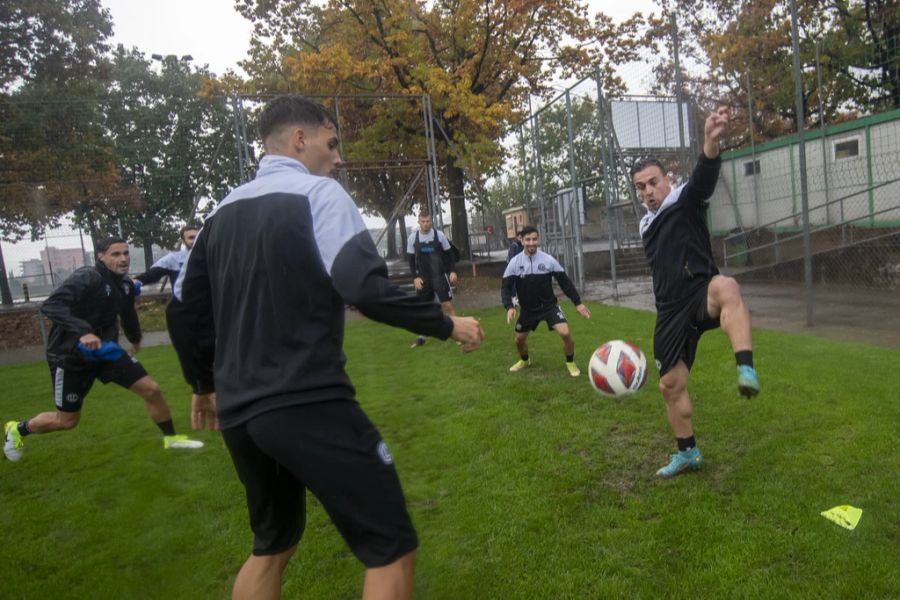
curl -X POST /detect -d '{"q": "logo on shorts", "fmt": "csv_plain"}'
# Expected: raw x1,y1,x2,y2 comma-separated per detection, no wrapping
515,322,523,331
376,440,393,465
65,393,79,404
655,359,662,371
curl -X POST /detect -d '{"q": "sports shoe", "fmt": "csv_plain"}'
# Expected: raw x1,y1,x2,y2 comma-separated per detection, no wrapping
163,435,204,450
565,362,580,377
656,447,703,477
410,336,427,348
737,365,760,397
509,358,531,372
4,421,24,462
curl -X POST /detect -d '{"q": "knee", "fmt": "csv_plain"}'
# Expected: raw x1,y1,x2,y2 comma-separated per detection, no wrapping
142,381,164,402
716,276,743,304
658,374,685,400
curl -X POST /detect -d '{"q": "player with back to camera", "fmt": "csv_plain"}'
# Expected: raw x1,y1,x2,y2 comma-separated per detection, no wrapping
3,237,203,462
176,94,485,600
632,105,760,478
501,225,591,377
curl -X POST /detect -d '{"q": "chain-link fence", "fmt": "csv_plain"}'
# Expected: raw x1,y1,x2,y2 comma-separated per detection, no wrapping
0,92,446,304
499,10,900,321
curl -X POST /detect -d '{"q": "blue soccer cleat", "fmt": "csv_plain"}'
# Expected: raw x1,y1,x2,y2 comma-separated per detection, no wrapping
656,447,703,477
737,365,760,398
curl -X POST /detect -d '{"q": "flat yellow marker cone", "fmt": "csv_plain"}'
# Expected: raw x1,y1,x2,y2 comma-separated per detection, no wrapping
820,505,863,530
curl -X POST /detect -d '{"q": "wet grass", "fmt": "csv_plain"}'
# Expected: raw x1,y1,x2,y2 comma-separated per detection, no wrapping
1,302,898,598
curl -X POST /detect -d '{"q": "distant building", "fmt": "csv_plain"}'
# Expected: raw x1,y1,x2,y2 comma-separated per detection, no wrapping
40,247,91,284
20,258,47,281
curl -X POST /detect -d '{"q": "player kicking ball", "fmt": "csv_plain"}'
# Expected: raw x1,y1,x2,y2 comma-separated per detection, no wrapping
501,225,591,377
3,237,202,462
632,106,760,478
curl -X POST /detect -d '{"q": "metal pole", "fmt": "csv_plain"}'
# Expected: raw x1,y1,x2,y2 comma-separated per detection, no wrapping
747,70,760,229
816,40,833,230
790,0,815,326
595,71,618,301
231,96,247,184
671,13,688,174
564,91,584,290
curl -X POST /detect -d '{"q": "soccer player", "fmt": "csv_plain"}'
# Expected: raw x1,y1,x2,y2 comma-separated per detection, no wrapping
3,237,203,462
176,94,484,600
501,225,591,377
134,225,217,431
406,210,458,347
632,106,760,478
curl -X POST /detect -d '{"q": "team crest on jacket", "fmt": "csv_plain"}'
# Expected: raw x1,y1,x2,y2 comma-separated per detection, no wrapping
104,283,112,296
376,440,393,465
122,282,131,295
537,263,548,272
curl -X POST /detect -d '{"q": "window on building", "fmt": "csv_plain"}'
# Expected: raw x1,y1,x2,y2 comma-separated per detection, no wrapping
833,138,860,160
743,160,761,176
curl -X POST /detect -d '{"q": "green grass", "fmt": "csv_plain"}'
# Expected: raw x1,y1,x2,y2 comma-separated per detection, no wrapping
2,302,898,599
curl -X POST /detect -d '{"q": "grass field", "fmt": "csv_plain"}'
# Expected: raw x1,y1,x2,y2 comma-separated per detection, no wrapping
2,302,898,599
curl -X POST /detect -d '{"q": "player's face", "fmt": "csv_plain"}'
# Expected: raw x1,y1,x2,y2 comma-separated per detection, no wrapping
632,165,671,211
300,121,342,177
418,215,433,233
522,232,539,255
181,229,198,249
98,243,130,275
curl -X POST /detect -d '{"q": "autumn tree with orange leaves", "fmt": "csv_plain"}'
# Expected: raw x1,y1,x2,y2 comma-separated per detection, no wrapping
232,0,647,255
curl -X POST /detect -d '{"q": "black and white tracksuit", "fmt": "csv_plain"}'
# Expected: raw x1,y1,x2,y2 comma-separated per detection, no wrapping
500,250,582,314
41,262,141,366
176,155,453,429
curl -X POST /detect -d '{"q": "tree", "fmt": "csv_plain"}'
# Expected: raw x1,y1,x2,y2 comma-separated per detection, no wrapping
0,0,116,304
233,0,644,256
96,47,242,269
649,0,900,147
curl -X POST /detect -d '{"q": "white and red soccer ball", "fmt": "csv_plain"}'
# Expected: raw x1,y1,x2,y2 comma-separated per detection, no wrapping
588,340,648,398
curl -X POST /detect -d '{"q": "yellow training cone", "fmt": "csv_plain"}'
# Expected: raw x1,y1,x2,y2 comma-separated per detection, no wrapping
820,505,863,530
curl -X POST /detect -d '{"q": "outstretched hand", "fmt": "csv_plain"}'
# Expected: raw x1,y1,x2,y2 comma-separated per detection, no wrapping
704,106,730,158
191,393,218,430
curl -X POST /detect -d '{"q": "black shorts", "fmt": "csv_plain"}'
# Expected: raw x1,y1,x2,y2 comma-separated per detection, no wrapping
49,354,148,412
515,305,567,333
653,281,720,375
417,273,453,303
221,400,418,566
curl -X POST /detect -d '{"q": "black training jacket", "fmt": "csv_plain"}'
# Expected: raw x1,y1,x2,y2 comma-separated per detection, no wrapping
41,262,141,363
177,155,454,429
639,154,721,309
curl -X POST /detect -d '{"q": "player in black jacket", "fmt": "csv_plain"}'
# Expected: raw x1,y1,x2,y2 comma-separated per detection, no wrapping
176,95,484,599
501,226,592,377
3,237,202,462
633,106,760,478
134,225,216,431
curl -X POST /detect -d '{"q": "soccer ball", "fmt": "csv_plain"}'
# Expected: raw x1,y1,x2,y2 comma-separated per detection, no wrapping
588,340,648,398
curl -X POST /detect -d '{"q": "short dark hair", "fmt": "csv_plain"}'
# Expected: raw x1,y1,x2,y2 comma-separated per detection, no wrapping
520,225,538,237
179,224,199,238
418,210,432,218
96,236,127,254
630,158,667,178
258,95,338,141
